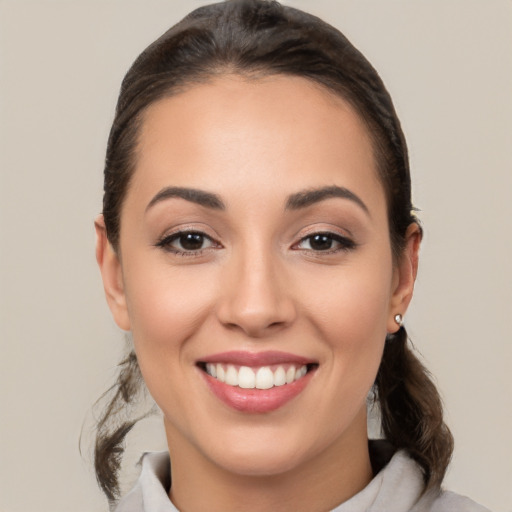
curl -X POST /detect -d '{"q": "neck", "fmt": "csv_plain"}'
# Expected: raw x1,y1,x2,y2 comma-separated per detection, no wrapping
165,410,373,512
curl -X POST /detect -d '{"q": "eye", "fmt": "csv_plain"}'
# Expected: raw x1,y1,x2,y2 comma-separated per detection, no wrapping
156,230,218,254
295,232,356,252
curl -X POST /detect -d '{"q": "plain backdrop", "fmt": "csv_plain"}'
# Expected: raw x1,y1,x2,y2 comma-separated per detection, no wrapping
0,1,511,511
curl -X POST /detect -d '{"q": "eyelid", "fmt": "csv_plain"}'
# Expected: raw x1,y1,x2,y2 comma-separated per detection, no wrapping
155,227,222,255
291,229,357,253
156,222,219,242
293,219,353,236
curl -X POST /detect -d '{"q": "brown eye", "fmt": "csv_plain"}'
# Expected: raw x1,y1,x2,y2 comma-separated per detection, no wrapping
178,232,205,250
157,231,217,254
309,234,334,251
296,232,356,252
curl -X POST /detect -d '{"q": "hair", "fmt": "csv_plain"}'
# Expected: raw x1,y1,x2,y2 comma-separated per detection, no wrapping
95,0,453,503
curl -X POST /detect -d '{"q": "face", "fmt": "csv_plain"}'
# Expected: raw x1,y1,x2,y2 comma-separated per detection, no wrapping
97,75,416,478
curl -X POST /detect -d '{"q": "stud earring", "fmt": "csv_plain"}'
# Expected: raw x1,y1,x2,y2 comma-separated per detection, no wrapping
394,314,403,327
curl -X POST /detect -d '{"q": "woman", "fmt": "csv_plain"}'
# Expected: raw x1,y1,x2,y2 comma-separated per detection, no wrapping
94,1,489,510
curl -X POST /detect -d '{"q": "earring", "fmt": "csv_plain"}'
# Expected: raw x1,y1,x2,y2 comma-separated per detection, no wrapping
394,314,403,327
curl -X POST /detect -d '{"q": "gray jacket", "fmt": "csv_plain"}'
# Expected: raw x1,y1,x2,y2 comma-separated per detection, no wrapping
114,448,489,512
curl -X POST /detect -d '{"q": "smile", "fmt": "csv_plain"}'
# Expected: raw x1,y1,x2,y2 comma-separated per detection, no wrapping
204,363,309,389
197,351,318,413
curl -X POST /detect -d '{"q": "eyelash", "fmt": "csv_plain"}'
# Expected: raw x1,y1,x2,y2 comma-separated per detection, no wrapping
156,229,356,257
293,232,357,254
155,230,220,256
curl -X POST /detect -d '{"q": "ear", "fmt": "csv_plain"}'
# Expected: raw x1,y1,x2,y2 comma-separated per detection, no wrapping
387,223,422,333
95,215,131,331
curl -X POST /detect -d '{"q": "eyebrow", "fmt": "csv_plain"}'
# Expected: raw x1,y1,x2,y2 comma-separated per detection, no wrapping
145,186,225,212
145,184,369,216
285,185,370,215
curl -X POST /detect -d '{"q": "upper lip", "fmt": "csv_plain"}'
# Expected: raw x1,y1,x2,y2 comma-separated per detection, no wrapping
198,350,317,367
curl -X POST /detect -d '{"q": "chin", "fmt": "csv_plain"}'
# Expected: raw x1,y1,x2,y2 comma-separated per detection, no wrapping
211,444,307,477
197,423,326,478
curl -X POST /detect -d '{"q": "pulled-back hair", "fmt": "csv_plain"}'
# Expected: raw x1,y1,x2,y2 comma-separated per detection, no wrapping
95,0,453,503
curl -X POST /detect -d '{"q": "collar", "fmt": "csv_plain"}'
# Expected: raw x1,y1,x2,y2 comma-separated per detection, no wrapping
114,442,429,512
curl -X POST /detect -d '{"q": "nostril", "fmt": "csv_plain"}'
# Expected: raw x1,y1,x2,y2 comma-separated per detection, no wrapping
218,315,292,338
214,266,297,337
268,320,287,329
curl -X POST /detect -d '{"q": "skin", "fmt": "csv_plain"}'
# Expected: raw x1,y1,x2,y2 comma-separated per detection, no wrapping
96,75,420,512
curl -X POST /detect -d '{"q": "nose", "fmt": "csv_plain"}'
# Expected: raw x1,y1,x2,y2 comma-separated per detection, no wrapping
215,247,297,338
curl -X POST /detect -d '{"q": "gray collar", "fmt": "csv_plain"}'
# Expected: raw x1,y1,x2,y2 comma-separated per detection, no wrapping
114,443,424,512
113,444,486,512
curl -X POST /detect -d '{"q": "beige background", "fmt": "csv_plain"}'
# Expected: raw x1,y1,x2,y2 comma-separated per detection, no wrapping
0,1,511,511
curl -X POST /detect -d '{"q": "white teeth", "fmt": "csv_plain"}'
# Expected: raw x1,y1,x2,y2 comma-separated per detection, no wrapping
255,367,274,389
274,366,286,386
205,363,310,389
206,363,216,378
216,364,225,383
238,366,256,388
225,365,238,386
295,365,307,380
286,366,296,384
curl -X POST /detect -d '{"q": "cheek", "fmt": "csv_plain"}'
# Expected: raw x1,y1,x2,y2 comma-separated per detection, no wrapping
301,263,392,344
297,256,393,397
121,266,220,431
122,260,217,384
125,259,212,334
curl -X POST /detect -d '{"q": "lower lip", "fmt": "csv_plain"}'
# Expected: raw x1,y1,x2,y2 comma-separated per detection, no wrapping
200,368,314,413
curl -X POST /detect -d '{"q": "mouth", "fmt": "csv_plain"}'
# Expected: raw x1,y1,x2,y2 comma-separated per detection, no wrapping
198,362,317,389
196,351,318,413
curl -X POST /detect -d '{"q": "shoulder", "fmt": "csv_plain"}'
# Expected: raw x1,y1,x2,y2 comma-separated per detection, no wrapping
364,442,491,512
415,489,492,512
114,452,173,512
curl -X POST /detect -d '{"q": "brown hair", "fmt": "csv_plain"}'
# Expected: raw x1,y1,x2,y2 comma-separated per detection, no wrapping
95,0,453,502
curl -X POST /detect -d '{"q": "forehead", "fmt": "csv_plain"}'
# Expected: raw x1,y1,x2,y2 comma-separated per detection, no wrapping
128,74,385,215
